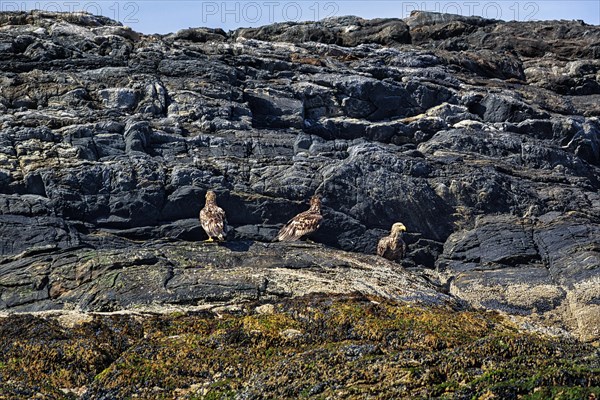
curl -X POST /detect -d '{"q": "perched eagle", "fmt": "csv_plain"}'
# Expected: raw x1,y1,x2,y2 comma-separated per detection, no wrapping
377,222,407,262
199,190,227,242
275,195,323,241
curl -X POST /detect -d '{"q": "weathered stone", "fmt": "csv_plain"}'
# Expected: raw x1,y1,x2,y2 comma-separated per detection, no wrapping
98,88,139,110
159,185,203,221
234,16,410,47
0,241,446,312
170,27,227,42
0,214,80,257
438,214,600,341
0,10,598,342
244,89,304,128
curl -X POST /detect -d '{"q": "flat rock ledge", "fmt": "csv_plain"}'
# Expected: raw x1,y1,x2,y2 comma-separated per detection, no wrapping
1,237,597,342
0,240,447,312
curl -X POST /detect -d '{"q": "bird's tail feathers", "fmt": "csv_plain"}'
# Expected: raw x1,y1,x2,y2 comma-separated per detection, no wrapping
274,227,295,242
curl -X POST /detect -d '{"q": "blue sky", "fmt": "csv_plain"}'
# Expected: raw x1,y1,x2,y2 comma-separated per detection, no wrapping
9,1,600,34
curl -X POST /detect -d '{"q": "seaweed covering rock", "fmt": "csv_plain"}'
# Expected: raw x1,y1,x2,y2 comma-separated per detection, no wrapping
0,295,598,399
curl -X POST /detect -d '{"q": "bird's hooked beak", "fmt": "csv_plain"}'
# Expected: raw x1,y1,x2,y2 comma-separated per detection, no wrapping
392,223,407,233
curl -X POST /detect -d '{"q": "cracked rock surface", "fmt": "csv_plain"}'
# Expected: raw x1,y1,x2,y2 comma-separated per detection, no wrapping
0,10,598,340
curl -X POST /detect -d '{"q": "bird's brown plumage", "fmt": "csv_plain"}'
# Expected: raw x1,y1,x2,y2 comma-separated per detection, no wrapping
377,222,407,262
275,195,323,241
199,190,227,241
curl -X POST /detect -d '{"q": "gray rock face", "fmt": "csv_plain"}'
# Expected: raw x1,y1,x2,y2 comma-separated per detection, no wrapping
0,10,599,340
0,240,446,312
233,16,411,46
438,213,600,340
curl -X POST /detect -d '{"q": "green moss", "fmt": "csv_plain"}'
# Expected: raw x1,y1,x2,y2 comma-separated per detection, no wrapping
201,390,237,400
79,251,98,261
199,379,238,399
431,379,459,397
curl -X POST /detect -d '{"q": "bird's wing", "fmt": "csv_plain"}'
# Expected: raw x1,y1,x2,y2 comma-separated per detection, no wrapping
377,236,391,257
215,206,227,236
200,205,226,238
276,211,322,241
399,237,407,257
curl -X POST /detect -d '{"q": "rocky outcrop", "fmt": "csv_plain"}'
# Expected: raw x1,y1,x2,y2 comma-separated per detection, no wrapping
0,10,599,342
0,239,447,312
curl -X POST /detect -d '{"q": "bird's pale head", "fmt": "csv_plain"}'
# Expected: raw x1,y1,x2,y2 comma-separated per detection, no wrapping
391,222,407,234
309,195,321,210
205,190,217,203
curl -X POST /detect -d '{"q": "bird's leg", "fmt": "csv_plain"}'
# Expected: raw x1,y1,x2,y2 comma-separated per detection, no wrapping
204,237,214,243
